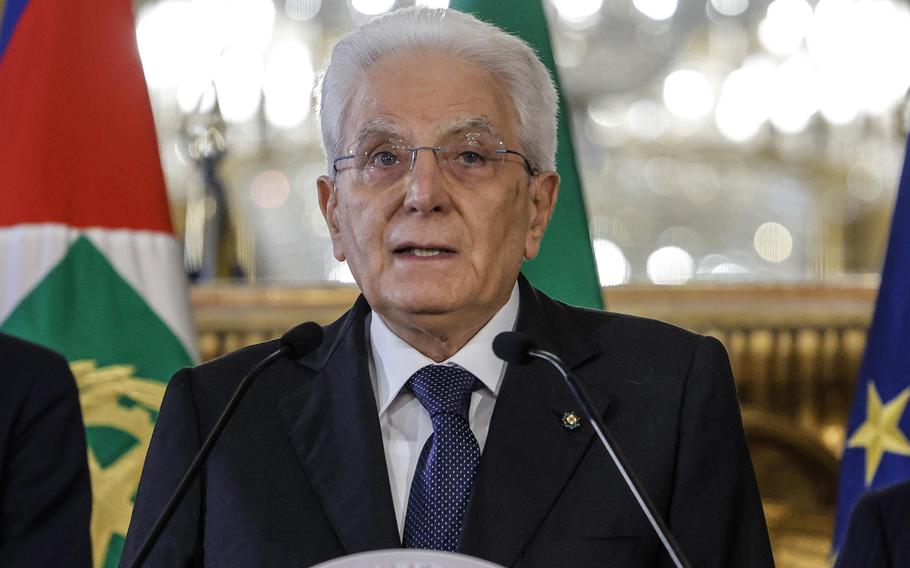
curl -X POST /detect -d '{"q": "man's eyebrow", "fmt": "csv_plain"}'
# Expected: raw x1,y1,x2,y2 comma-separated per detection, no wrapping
352,118,407,143
444,116,499,137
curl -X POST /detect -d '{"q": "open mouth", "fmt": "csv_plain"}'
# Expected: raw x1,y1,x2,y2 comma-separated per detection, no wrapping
395,246,456,257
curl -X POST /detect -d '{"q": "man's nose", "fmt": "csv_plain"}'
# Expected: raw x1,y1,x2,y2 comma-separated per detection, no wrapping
403,148,451,214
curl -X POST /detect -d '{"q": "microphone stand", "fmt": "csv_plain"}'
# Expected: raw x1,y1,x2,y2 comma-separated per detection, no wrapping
128,347,290,568
529,348,691,568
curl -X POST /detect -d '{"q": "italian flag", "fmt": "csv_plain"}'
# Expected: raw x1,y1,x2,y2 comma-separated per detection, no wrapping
0,0,196,567
451,0,604,309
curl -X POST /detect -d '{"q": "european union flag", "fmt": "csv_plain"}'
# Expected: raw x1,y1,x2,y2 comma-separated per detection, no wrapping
833,132,910,554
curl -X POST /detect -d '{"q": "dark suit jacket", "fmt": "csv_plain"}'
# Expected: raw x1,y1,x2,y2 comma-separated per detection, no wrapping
836,480,910,568
0,332,92,567
121,279,773,567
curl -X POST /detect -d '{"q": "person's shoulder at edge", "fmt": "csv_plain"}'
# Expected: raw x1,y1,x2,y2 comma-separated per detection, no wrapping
837,480,910,568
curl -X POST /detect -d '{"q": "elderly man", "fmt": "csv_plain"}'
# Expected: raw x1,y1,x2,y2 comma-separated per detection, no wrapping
122,7,772,567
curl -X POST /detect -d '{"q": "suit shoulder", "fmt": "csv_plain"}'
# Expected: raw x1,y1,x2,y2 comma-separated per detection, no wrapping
546,298,704,349
0,332,77,403
191,339,283,379
866,480,910,521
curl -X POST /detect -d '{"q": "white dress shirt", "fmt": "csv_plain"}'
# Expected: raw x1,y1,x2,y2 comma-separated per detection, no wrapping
367,283,519,537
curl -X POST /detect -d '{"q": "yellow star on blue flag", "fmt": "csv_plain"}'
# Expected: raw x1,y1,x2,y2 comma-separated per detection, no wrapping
846,382,910,486
833,131,910,555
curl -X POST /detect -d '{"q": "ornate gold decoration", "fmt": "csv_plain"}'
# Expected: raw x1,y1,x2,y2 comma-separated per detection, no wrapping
561,411,581,430
72,361,166,568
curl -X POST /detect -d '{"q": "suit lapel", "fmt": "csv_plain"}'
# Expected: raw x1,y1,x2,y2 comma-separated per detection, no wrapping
277,297,400,553
461,279,608,566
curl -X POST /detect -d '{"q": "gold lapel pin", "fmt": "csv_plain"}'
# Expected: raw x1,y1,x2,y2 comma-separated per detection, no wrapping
561,411,581,431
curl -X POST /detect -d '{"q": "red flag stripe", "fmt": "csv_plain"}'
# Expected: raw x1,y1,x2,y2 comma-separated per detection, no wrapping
0,0,173,233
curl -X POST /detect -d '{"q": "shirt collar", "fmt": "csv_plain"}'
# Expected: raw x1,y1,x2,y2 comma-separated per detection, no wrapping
370,282,520,416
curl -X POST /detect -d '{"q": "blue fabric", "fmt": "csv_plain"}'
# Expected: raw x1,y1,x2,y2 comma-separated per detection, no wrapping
834,133,910,553
403,365,480,551
836,480,910,568
0,0,30,60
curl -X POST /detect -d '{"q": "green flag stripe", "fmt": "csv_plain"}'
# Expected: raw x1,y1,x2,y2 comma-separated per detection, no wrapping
1,235,192,382
450,0,603,309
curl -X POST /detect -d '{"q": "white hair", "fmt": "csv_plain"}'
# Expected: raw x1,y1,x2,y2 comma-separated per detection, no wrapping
316,6,558,176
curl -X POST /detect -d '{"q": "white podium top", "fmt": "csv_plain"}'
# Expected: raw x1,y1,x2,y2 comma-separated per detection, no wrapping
311,549,506,568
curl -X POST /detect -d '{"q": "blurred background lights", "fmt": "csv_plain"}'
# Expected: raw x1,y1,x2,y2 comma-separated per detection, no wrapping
646,246,694,285
698,254,750,278
587,98,622,128
633,0,679,21
250,170,291,209
131,0,910,293
715,58,774,142
626,100,671,139
663,69,714,120
215,49,265,123
711,262,749,275
758,0,813,56
177,72,217,114
415,0,450,7
551,0,603,23
330,261,357,284
753,222,793,262
285,0,322,20
264,41,315,129
593,239,631,286
136,1,195,90
351,0,396,16
710,0,749,17
808,0,910,116
846,162,884,202
769,55,818,134
211,0,276,52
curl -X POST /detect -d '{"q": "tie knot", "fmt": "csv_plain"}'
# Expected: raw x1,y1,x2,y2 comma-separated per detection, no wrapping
407,365,478,419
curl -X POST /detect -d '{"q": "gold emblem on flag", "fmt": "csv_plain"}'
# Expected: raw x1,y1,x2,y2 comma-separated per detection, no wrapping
72,361,166,568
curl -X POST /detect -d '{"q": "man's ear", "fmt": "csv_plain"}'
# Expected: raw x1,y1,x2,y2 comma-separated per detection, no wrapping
524,171,559,261
317,175,346,262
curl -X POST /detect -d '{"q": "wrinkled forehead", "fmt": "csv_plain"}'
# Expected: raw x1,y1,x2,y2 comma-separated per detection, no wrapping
339,52,520,149
349,116,506,145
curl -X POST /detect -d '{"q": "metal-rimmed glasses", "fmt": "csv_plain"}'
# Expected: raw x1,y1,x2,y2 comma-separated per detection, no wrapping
332,130,538,190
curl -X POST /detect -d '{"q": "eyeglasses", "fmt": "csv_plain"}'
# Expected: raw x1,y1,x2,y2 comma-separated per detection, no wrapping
332,130,538,189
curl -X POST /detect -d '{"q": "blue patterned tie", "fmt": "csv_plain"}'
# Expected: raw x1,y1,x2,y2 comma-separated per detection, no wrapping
402,364,480,551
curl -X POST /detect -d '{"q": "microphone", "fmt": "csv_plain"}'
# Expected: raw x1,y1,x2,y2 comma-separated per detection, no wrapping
128,322,324,568
493,331,691,568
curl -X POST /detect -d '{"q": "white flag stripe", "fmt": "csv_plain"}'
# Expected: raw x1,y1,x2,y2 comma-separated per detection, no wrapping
85,228,198,361
0,223,197,361
0,224,72,323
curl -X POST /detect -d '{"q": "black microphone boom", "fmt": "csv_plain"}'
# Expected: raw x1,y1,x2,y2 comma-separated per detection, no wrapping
128,322,324,568
493,331,691,568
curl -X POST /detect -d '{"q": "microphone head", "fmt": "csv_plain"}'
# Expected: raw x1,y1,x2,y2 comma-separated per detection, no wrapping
280,322,324,359
492,332,537,365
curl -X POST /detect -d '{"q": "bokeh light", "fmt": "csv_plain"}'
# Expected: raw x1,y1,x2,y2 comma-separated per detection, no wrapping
753,222,793,262
647,246,694,285
593,239,631,286
634,0,679,20
715,56,775,142
663,69,715,120
416,0,449,7
351,0,396,16
551,0,603,23
710,0,749,17
264,41,315,129
250,170,291,209
758,0,813,56
215,49,265,123
769,54,818,134
285,0,322,20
